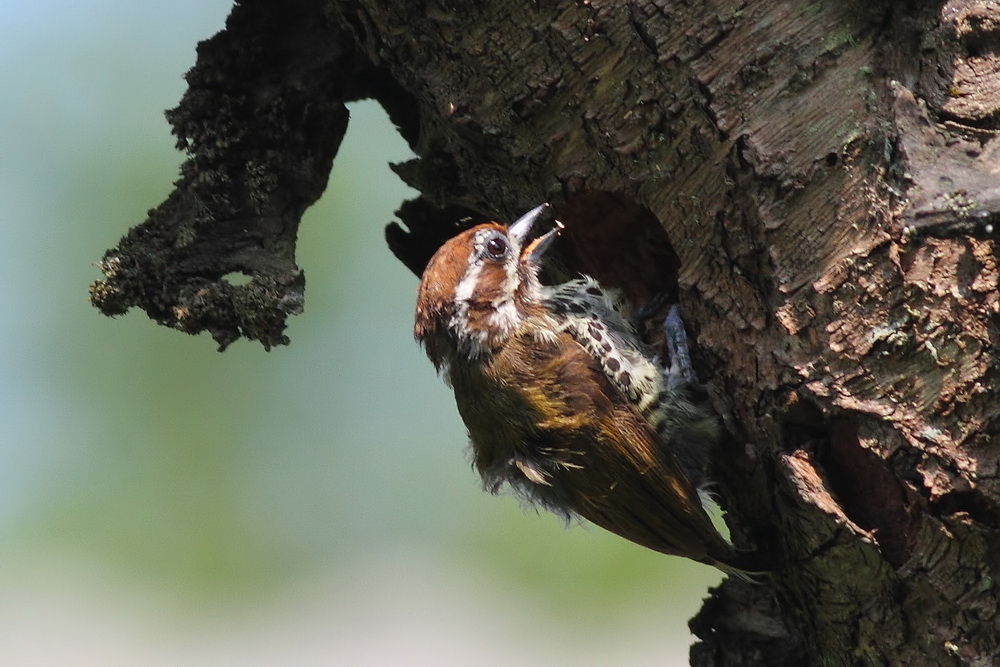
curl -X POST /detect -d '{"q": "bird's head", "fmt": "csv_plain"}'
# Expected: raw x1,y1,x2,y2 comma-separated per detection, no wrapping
414,204,560,369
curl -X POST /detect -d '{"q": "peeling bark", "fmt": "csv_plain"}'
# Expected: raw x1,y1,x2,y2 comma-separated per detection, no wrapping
91,0,1000,663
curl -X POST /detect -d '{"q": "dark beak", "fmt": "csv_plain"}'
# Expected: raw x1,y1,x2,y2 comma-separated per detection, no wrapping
523,219,563,264
507,203,561,264
507,203,550,246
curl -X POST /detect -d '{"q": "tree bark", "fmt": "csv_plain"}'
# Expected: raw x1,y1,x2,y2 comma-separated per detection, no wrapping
91,0,1000,663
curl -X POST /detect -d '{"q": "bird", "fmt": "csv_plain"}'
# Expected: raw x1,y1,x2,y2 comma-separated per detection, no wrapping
414,203,754,573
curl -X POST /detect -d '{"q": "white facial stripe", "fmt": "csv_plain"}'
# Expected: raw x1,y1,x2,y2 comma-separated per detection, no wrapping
449,246,484,353
489,298,520,334
503,237,519,290
449,230,525,351
453,248,482,304
492,236,523,334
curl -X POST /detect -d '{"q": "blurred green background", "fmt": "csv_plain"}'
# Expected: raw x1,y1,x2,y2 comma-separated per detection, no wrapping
0,1,720,664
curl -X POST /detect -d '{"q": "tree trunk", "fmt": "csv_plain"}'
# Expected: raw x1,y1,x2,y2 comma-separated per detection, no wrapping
90,0,1000,663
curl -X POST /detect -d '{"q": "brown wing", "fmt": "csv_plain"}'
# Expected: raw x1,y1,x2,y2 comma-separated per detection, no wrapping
458,329,735,567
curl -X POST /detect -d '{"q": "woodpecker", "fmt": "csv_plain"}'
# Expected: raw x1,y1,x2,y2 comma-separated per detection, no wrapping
414,204,751,573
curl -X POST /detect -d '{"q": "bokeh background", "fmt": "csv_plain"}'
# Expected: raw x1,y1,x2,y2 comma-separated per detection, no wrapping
0,1,721,664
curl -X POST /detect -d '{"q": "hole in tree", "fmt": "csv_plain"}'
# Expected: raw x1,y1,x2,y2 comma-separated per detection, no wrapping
551,192,681,313
221,271,253,287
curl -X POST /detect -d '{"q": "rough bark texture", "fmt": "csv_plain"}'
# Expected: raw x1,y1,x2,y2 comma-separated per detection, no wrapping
90,0,1000,664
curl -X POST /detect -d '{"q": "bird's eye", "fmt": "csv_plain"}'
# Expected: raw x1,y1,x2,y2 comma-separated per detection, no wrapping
484,235,509,260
